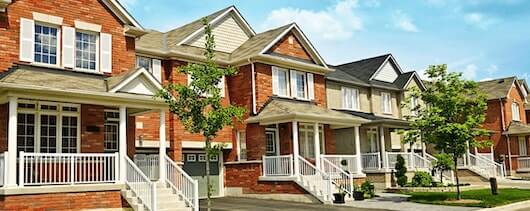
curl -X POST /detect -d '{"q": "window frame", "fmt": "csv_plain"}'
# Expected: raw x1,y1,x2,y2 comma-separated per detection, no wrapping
410,96,419,116
104,110,120,152
16,100,81,154
236,130,247,161
512,102,521,121
298,123,325,159
74,29,100,72
519,136,527,156
293,71,307,99
342,86,360,111
381,92,392,114
136,56,153,73
33,22,61,67
272,66,290,97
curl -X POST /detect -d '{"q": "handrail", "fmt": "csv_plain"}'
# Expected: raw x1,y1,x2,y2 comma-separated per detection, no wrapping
471,153,505,178
321,158,353,197
165,155,199,211
125,156,156,211
297,155,332,202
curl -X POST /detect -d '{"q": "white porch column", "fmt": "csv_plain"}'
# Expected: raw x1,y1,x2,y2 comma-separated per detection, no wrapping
6,96,17,187
422,143,426,157
159,110,166,181
119,106,127,182
379,126,388,170
292,121,300,177
313,122,320,170
354,126,363,175
466,141,471,166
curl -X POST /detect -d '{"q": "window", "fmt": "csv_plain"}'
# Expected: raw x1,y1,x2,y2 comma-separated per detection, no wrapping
187,74,225,97
342,87,360,110
382,92,392,114
272,67,289,97
104,111,119,152
34,24,58,65
520,136,527,156
75,31,98,71
198,154,207,162
293,71,307,99
187,154,196,162
136,56,152,73
265,130,277,156
16,101,80,154
209,155,218,162
298,124,324,159
410,96,419,116
512,102,521,121
237,131,247,161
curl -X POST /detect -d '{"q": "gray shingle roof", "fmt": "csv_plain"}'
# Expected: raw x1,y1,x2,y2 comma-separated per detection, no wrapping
332,54,390,82
503,121,530,135
229,24,292,63
477,77,517,100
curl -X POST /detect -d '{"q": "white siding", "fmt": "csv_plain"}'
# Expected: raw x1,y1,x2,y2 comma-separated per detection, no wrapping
373,61,399,83
187,14,250,53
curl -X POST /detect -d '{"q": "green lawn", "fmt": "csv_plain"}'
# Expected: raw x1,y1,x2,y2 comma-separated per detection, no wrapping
405,188,530,208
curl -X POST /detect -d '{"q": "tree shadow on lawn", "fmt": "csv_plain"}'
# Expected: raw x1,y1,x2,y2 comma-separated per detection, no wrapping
406,188,530,208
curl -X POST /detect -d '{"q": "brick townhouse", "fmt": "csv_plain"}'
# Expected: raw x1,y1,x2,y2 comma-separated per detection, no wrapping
476,77,530,177
0,1,196,210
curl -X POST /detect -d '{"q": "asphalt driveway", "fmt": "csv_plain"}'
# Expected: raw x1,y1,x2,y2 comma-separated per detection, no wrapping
199,197,390,211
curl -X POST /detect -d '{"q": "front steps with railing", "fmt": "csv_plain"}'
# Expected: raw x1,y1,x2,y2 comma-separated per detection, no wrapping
122,182,191,211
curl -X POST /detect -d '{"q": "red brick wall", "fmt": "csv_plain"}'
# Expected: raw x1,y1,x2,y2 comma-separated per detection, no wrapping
268,32,314,63
0,191,123,210
245,123,266,161
0,0,136,75
81,105,105,153
0,103,7,152
225,163,307,194
324,125,336,154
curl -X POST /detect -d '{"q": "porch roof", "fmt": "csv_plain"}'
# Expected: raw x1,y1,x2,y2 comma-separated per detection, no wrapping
246,98,369,127
0,64,167,109
334,109,410,128
503,121,530,136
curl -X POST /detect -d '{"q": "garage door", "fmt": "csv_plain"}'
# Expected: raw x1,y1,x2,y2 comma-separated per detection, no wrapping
182,152,220,198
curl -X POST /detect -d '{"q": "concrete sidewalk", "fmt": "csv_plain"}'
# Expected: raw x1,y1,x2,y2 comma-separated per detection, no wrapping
340,193,480,211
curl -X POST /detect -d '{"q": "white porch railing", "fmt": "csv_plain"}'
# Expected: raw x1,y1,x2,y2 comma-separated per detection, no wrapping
320,155,359,175
297,155,332,202
19,152,119,186
165,155,199,211
518,157,530,171
361,153,381,170
262,155,293,176
0,152,5,187
425,153,455,183
457,153,505,178
125,156,156,211
134,154,159,180
321,158,353,198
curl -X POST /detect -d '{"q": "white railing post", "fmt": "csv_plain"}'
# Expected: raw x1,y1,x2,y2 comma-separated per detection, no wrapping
70,154,75,185
18,151,24,187
410,152,415,169
151,183,157,211
262,155,266,176
289,154,294,176
292,121,300,178
193,180,199,211
115,152,120,183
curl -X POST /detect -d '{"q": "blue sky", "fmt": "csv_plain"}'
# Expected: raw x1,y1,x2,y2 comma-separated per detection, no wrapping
121,0,530,81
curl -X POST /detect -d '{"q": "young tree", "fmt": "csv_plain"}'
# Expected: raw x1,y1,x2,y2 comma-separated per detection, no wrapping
432,153,454,183
157,18,246,210
402,64,490,200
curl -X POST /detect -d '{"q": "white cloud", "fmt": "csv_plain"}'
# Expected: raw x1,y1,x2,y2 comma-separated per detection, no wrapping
393,11,419,32
261,0,363,41
461,64,478,79
464,12,499,29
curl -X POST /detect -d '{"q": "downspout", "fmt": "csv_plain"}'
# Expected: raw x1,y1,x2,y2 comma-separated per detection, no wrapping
249,58,257,115
500,98,512,175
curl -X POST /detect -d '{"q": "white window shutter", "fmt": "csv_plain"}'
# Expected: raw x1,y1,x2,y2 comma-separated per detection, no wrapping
290,70,296,98
272,67,279,95
307,73,314,100
218,76,225,97
19,18,35,62
100,33,112,73
62,26,75,68
341,87,347,108
152,59,162,82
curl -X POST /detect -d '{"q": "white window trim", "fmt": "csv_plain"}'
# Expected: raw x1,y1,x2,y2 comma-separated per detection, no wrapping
187,154,196,162
265,128,278,155
298,123,325,158
272,66,313,101
272,66,290,98
236,130,247,161
17,100,81,153
32,22,61,68
136,56,153,73
103,110,120,152
74,29,100,73
187,74,226,98
512,102,521,121
519,136,527,156
341,87,360,111
292,70,308,100
198,154,207,162
382,92,392,114
410,96,419,116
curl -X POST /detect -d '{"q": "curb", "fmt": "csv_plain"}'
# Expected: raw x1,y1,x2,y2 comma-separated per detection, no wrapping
479,200,530,211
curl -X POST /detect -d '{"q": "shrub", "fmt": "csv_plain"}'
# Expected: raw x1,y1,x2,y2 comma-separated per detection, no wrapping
412,171,433,187
361,181,375,198
395,155,408,187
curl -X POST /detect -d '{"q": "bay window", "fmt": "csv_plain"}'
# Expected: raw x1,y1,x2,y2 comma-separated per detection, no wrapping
75,31,98,71
16,101,80,154
342,87,360,110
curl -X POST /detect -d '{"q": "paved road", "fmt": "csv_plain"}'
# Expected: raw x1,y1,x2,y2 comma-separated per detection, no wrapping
199,197,390,211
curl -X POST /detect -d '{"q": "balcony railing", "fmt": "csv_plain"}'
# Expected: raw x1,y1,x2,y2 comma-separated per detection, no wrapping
518,157,530,171
19,152,119,186
320,154,359,174
361,153,381,170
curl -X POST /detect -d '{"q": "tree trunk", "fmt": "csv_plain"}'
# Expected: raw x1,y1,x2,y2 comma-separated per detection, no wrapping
440,171,443,184
205,137,212,211
453,156,461,200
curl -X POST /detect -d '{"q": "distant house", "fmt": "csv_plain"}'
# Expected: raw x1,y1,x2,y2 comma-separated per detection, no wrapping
477,77,530,176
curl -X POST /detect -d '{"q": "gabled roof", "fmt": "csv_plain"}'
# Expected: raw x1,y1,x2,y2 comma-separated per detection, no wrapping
229,24,291,63
100,0,144,30
328,53,424,91
478,76,520,100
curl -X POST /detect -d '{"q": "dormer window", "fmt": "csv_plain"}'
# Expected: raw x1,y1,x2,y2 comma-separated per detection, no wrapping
512,102,521,121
